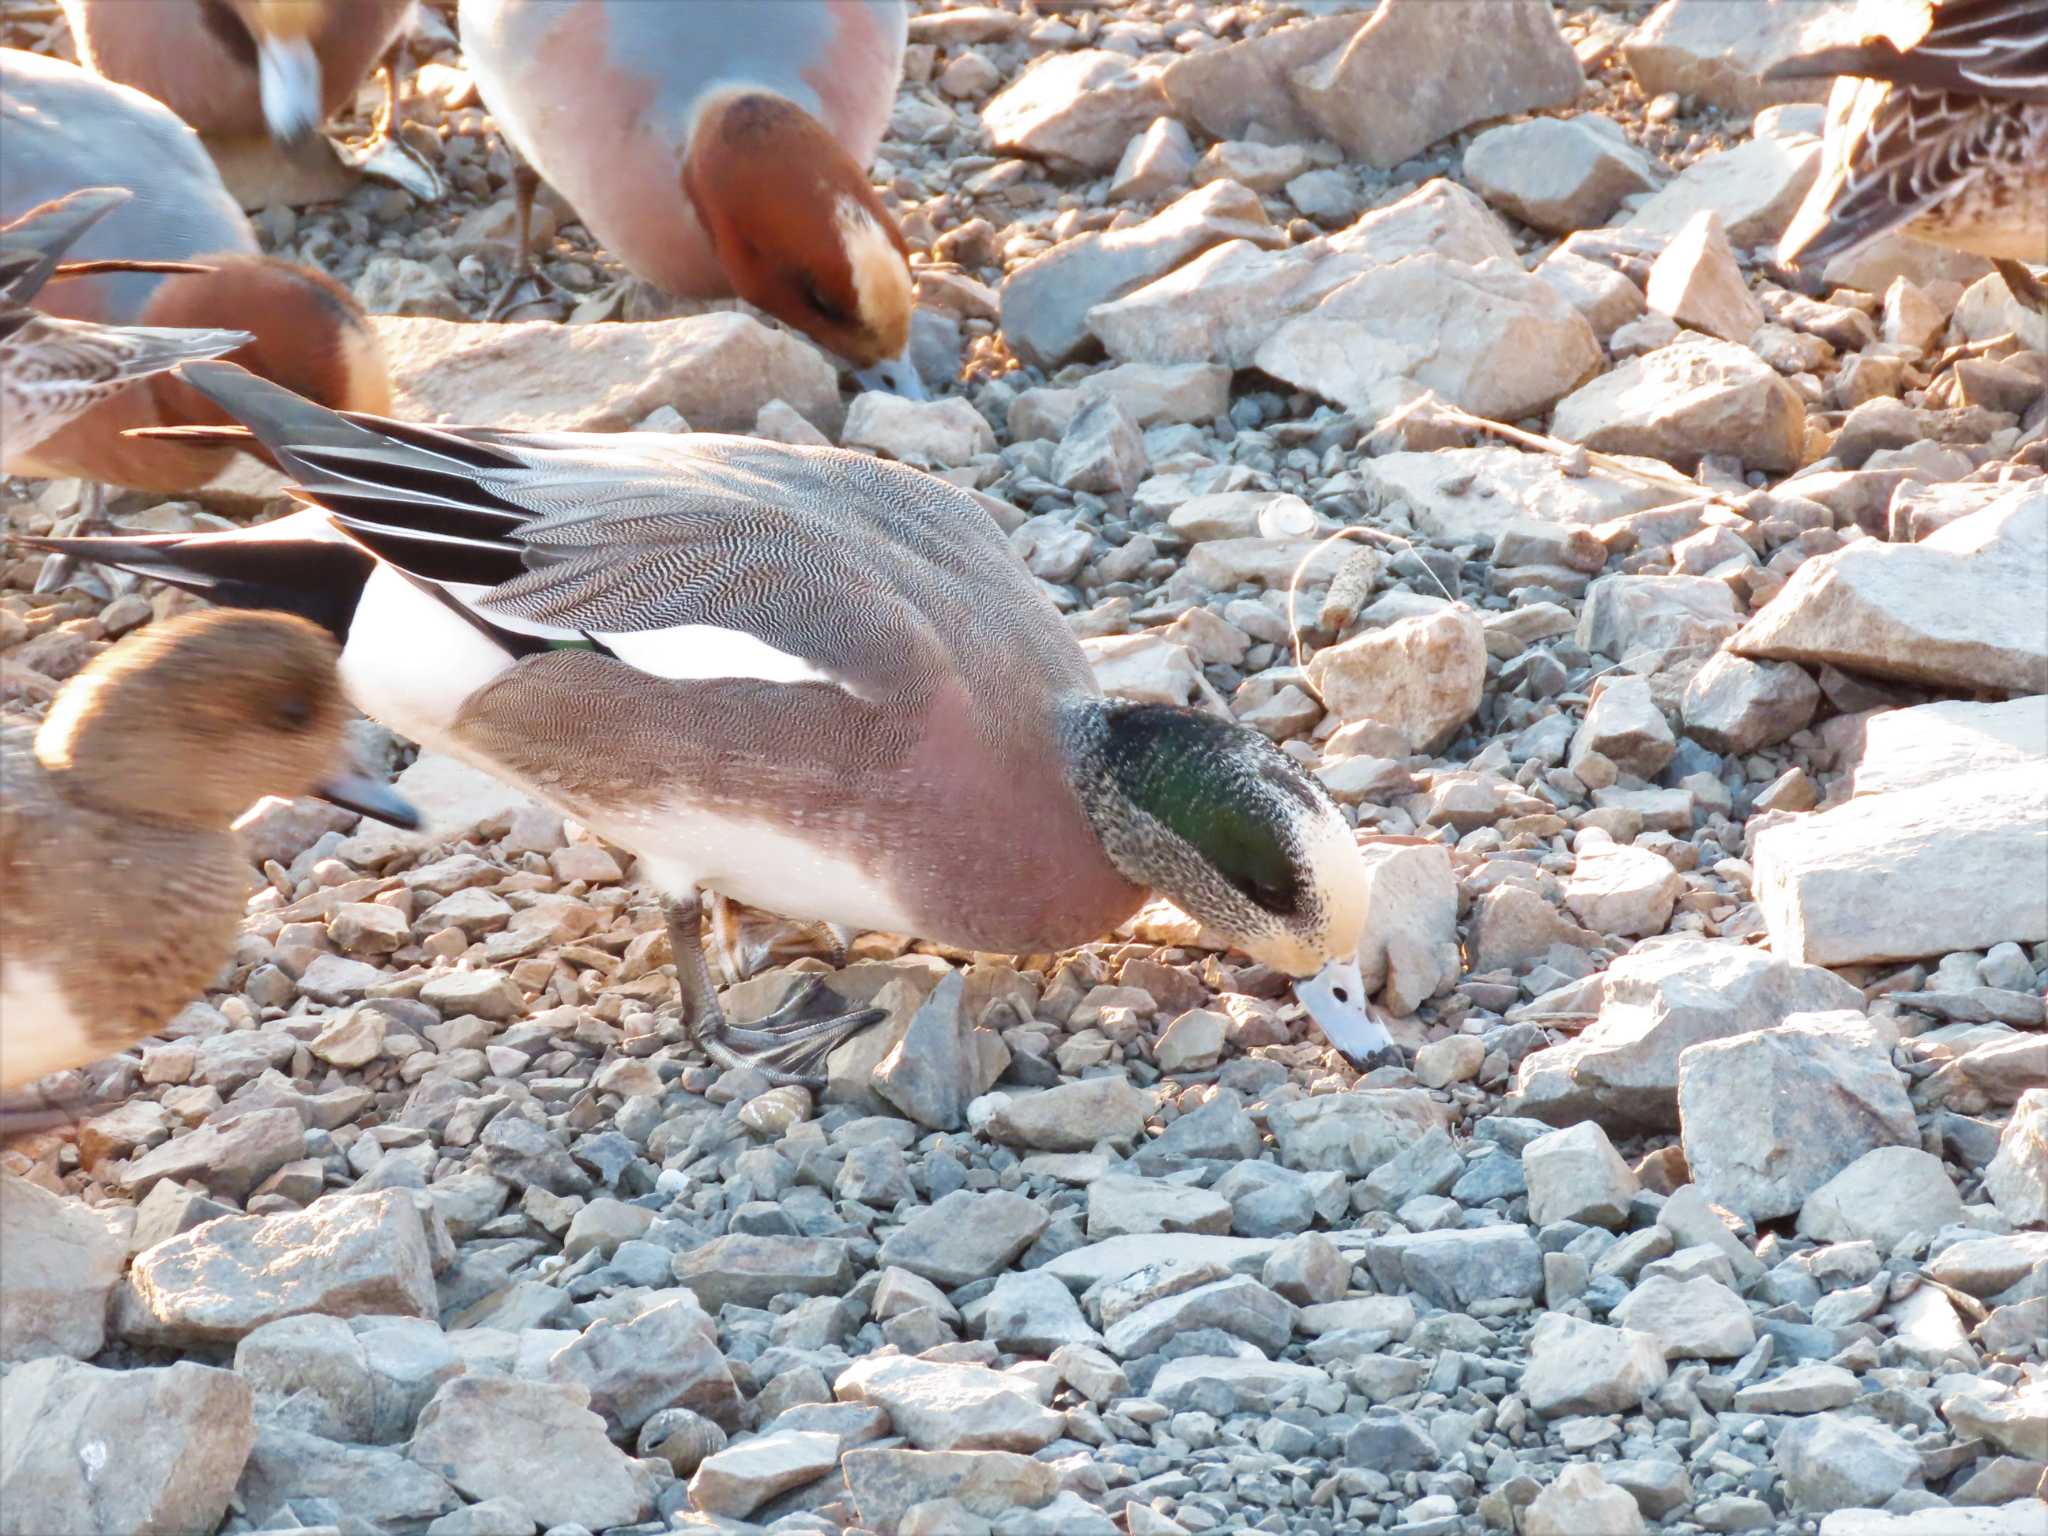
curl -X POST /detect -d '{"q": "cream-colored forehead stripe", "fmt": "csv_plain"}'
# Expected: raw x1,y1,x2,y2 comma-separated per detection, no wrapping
834,196,910,341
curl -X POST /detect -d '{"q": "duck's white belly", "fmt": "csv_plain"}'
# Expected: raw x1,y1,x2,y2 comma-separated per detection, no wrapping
0,958,96,1092
622,800,921,939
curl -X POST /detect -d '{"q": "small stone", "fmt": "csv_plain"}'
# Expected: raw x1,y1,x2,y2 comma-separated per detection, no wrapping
836,1355,1064,1453
1414,1034,1485,1088
409,1377,653,1531
1306,605,1486,754
1644,210,1764,343
0,1174,125,1362
1524,1120,1641,1228
1799,1152,1971,1271
1611,1273,1757,1359
1775,1412,1921,1513
877,1190,1049,1288
843,393,996,468
1983,1088,2048,1226
1522,1313,1669,1416
687,1429,838,1520
1525,1464,1645,1536
1677,1014,1917,1222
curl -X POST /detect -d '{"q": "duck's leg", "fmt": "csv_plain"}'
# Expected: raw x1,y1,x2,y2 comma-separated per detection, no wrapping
664,891,884,1088
33,482,121,597
483,162,562,321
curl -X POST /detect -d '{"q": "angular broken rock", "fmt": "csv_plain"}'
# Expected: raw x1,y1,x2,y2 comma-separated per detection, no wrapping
1626,132,1822,249
1354,838,1458,1013
835,1355,1064,1453
1253,255,1602,423
0,1359,254,1536
1571,673,1676,779
1285,0,1585,169
875,1189,1048,1288
1000,180,1280,369
1982,1088,2048,1227
1523,1120,1640,1228
1509,938,1864,1129
671,1235,852,1312
981,1075,1151,1153
1306,605,1485,754
1522,1312,1668,1416
1644,210,1764,344
1611,1273,1757,1360
1677,1013,1917,1223
842,393,995,468
981,49,1172,172
1565,842,1682,939
1852,696,2047,798
374,311,842,437
1462,114,1658,234
410,1376,654,1531
1732,493,2048,695
1263,1089,1449,1176
1359,445,1671,545
1797,1146,1966,1251
1681,651,1820,755
0,1174,125,1362
1753,765,2048,967
687,1429,837,1521
1579,572,1742,677
125,1190,437,1347
1087,178,1517,370
1621,0,1859,115
842,1448,1058,1532
1552,336,1807,473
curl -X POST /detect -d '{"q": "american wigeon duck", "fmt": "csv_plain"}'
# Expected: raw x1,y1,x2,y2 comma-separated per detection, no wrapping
58,0,417,145
1,608,416,1100
1,50,391,586
43,362,1395,1085
457,0,923,389
1773,0,2048,309
2,188,252,468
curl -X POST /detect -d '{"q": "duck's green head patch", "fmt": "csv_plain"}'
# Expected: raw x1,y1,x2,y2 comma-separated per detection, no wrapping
1100,703,1310,916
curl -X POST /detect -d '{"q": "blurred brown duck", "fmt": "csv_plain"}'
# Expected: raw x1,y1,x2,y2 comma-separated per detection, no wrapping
2,188,252,470
59,0,417,145
1773,0,2048,310
0,49,391,586
1,609,415,1101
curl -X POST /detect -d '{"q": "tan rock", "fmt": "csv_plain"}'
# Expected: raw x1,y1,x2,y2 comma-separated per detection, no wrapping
1288,0,1585,169
1552,337,1807,472
1465,115,1658,234
1852,697,2048,798
982,50,1172,171
1254,256,1602,423
1622,0,1863,115
1732,494,2048,694
1626,133,1823,248
1753,765,2048,967
0,1175,125,1363
1306,607,1486,753
1001,181,1281,369
1644,211,1765,343
372,312,842,437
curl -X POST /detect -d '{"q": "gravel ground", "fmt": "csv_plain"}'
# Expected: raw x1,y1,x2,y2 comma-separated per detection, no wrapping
1,3,2043,1536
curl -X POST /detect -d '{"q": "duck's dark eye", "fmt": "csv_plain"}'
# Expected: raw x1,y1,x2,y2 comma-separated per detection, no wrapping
801,277,850,325
276,696,314,731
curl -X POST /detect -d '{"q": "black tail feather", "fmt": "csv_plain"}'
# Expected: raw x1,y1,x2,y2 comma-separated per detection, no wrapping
22,530,376,643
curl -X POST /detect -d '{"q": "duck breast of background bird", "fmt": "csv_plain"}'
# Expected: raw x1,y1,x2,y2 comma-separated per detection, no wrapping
0,49,389,491
458,0,920,385
59,0,417,144
0,610,415,1096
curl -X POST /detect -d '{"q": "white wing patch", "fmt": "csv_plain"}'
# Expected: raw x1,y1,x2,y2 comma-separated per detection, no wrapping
600,624,842,689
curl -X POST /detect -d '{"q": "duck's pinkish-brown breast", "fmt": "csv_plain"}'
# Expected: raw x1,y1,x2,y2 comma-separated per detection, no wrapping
492,0,725,297
872,684,1143,955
